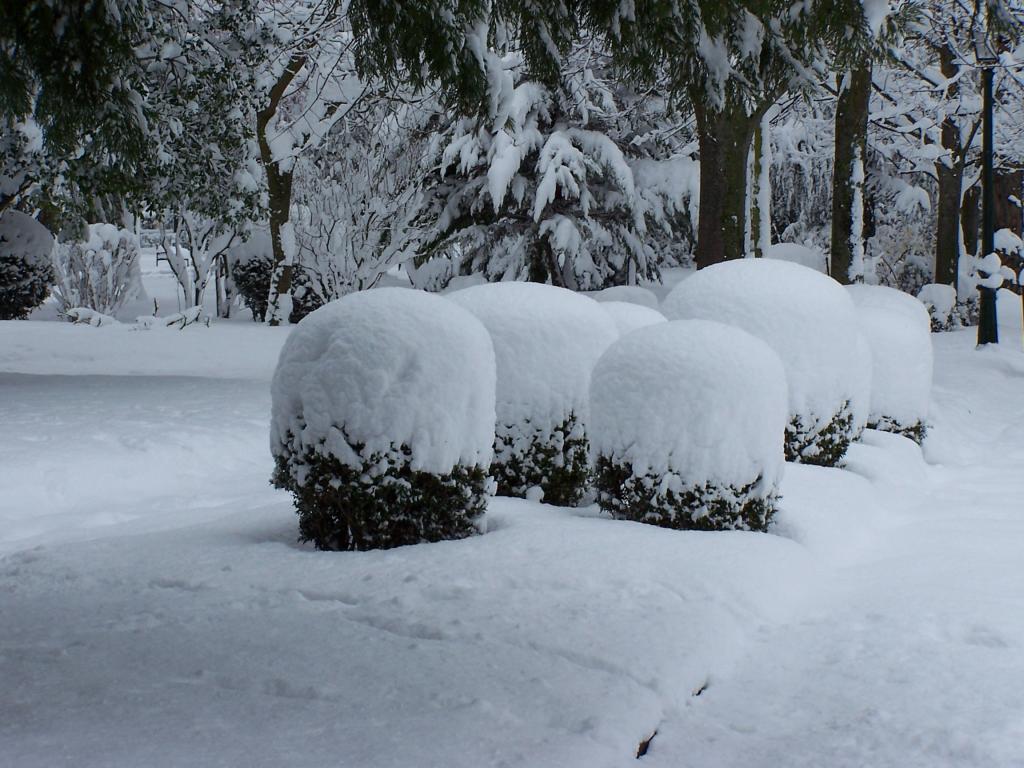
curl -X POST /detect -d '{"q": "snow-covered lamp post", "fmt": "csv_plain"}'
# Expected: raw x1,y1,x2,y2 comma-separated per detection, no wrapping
976,29,1000,346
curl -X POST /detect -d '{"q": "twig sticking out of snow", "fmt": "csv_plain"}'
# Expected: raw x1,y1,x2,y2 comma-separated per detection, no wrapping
63,307,118,327
63,306,209,330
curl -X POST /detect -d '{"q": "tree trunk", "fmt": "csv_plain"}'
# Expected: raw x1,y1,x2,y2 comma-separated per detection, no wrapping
935,158,964,287
933,42,964,289
831,61,872,285
257,55,305,326
693,96,759,269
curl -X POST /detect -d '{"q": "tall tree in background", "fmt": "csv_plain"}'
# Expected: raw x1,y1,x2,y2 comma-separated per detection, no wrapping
593,1,864,269
827,1,907,284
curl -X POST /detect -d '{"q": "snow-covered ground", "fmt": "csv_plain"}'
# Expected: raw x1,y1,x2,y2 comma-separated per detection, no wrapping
2,313,1024,766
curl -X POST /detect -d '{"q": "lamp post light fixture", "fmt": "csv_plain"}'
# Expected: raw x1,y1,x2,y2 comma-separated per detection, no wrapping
976,29,1000,346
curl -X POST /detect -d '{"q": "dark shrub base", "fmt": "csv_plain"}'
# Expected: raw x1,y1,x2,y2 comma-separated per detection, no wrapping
493,413,590,506
594,457,778,532
785,400,856,467
0,253,52,319
868,417,927,445
231,254,319,323
273,441,488,551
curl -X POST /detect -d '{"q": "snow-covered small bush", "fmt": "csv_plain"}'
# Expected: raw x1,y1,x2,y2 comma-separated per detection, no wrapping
448,282,619,505
590,320,787,531
586,285,661,309
52,224,141,317
0,210,53,319
848,285,932,442
228,233,318,323
599,301,666,336
917,283,978,332
271,288,496,551
663,259,871,466
763,242,827,273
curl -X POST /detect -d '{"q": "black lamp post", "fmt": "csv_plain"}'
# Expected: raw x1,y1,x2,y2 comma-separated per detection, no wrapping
976,31,1000,346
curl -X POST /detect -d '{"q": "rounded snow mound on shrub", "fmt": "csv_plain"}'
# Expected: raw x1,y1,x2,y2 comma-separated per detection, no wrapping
448,281,619,505
847,284,932,442
763,242,827,273
271,288,497,550
599,301,666,336
590,319,788,531
663,259,871,467
586,285,660,309
917,283,957,331
0,210,54,320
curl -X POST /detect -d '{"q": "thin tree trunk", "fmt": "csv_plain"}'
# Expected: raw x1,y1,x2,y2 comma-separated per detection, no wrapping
693,95,760,269
753,113,773,258
257,54,305,326
831,61,872,285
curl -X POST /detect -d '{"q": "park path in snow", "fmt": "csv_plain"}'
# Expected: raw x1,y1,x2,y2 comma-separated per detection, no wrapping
645,332,1024,768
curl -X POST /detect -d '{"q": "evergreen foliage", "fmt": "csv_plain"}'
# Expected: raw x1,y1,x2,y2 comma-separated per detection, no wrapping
230,252,319,323
414,42,689,288
869,417,927,445
785,401,857,467
594,458,778,533
493,413,590,506
273,435,488,552
0,209,53,319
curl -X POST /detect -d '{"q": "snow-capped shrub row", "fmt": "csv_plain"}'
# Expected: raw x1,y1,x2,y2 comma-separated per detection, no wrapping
663,259,871,467
270,288,496,550
847,284,932,442
448,282,619,505
590,320,787,531
0,210,53,320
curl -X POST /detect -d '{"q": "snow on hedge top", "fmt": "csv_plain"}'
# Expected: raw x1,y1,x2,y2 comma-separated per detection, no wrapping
847,284,932,426
590,319,787,486
271,288,496,475
599,301,666,336
585,285,660,309
662,259,870,427
448,282,619,429
0,209,53,265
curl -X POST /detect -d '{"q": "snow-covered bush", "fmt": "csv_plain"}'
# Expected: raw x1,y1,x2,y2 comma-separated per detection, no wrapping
0,210,53,319
586,285,661,309
270,288,496,551
448,282,618,505
663,259,871,466
52,224,141,317
599,301,665,336
590,320,788,531
847,284,932,442
916,283,973,332
763,243,827,273
228,232,318,323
